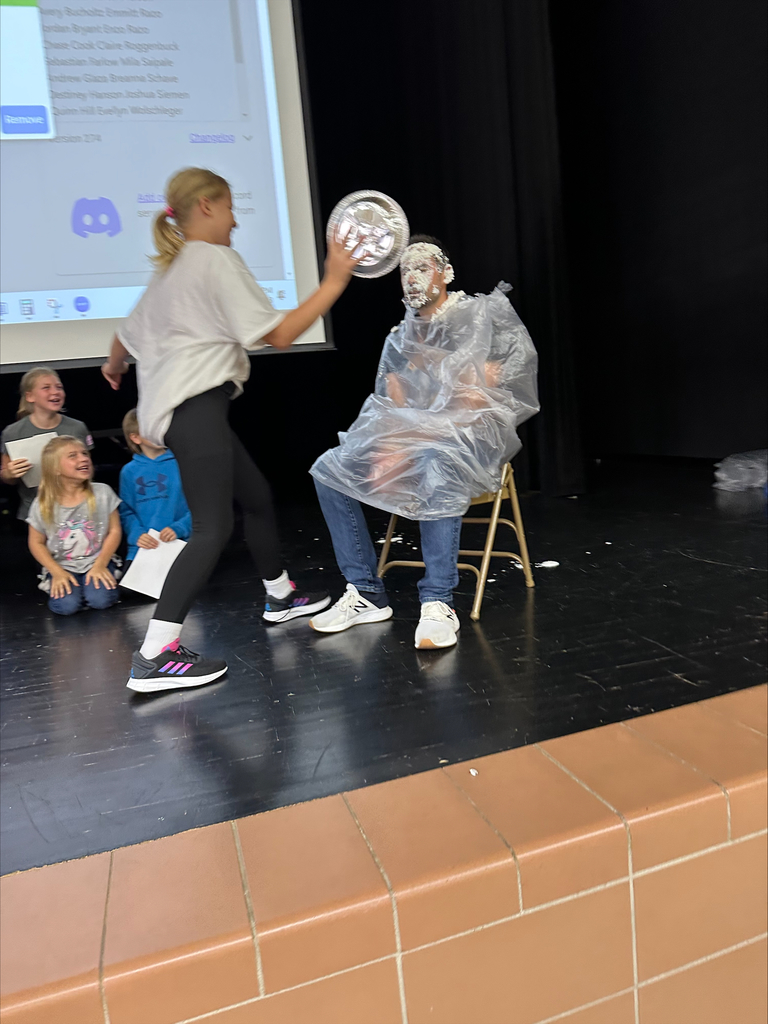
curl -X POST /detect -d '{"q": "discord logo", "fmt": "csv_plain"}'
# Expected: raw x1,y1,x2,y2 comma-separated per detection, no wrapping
71,197,122,238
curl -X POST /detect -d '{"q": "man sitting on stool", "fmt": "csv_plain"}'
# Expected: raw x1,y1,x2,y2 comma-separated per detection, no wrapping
310,236,539,649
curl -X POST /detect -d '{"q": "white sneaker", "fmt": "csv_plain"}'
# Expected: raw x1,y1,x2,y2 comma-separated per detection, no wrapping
415,601,460,649
310,584,393,633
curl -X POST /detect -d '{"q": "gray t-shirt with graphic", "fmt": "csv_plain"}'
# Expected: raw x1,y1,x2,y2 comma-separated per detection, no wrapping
27,482,120,575
1,414,93,520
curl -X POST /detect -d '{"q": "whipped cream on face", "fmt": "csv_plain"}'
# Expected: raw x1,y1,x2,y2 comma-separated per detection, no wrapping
400,242,455,308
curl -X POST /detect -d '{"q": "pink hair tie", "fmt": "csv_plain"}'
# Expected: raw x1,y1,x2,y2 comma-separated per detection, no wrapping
165,206,174,218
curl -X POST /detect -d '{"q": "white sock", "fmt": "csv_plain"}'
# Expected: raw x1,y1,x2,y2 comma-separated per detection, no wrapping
140,619,183,659
263,569,293,600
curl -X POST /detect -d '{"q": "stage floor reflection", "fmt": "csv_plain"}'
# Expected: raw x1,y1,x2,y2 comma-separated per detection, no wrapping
1,458,765,874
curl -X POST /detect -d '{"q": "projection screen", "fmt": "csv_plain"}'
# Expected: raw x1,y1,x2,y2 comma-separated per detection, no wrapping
0,0,326,370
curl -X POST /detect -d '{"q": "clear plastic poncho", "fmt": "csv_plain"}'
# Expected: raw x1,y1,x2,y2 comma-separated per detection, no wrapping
310,284,539,520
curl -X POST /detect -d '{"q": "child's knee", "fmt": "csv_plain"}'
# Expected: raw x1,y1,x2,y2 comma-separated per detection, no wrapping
84,585,119,611
48,593,83,616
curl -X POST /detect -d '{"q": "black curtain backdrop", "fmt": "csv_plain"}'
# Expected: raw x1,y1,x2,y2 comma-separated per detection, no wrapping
294,0,584,495
550,0,767,458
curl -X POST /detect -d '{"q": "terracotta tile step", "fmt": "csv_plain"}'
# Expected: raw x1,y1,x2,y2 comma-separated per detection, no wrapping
1,685,765,1024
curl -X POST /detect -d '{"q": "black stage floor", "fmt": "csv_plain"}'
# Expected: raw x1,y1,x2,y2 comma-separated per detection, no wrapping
1,458,765,875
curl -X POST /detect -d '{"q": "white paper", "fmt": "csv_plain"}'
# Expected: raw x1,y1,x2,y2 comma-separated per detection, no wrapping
5,432,57,488
120,529,187,599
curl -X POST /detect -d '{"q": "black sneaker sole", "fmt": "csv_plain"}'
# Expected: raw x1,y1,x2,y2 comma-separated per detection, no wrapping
263,595,331,623
126,666,228,693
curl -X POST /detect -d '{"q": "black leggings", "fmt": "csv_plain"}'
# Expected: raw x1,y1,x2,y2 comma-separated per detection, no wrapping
155,383,282,623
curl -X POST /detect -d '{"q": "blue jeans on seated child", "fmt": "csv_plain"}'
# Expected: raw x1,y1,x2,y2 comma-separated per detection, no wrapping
48,562,120,616
314,481,461,605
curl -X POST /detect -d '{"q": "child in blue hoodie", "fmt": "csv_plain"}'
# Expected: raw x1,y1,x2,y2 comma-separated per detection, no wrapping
119,408,191,568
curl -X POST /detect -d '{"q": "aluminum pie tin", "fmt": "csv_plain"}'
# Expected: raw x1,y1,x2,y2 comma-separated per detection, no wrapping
326,190,410,278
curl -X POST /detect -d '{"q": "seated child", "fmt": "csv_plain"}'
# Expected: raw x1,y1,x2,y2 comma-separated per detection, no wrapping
27,436,122,616
119,408,192,568
1,367,93,521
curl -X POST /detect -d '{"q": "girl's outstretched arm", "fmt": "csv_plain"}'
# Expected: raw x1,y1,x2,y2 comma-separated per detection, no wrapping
102,336,130,390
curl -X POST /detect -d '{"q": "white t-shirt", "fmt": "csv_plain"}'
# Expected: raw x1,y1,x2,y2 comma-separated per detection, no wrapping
118,241,284,445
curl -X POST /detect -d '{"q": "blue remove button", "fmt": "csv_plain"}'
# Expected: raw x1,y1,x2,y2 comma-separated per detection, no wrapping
1,106,49,134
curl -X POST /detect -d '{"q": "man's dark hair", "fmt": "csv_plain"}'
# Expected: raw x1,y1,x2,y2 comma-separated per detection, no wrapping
406,234,450,262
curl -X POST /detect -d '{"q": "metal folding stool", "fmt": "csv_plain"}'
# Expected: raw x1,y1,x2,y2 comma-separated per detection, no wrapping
376,462,534,621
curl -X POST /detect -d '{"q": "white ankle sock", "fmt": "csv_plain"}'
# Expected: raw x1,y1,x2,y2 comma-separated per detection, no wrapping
263,570,293,600
140,619,183,659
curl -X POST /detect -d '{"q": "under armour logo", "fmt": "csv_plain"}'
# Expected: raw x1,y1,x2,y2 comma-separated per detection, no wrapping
135,473,167,496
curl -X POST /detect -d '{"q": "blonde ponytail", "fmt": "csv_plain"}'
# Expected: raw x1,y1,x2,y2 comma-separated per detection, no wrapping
38,435,95,526
151,167,230,271
17,367,62,419
152,210,185,272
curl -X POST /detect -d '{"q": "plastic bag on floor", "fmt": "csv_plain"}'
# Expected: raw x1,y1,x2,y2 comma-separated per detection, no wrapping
713,450,768,491
310,284,539,519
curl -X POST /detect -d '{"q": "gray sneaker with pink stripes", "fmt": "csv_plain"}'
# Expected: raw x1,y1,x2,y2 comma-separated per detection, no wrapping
262,584,330,623
127,639,227,693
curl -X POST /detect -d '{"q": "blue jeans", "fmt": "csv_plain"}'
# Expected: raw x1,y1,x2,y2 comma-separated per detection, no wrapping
48,562,120,616
314,481,461,605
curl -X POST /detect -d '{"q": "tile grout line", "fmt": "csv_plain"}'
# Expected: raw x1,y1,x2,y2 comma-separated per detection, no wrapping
230,820,265,998
696,696,768,738
402,876,630,951
171,954,399,1019
619,721,733,840
341,793,409,1024
530,933,768,1024
634,826,767,878
440,767,525,911
97,851,113,1024
635,931,768,989
173,955,399,1024
531,985,636,1024
510,875,629,915
104,935,256,982
535,743,640,1024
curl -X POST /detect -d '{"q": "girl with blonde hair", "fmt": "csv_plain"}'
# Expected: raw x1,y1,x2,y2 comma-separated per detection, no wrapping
27,436,122,616
1,367,92,520
102,166,361,692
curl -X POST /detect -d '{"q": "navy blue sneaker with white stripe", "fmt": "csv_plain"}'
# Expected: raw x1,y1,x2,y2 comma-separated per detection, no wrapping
263,582,331,623
127,640,227,693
